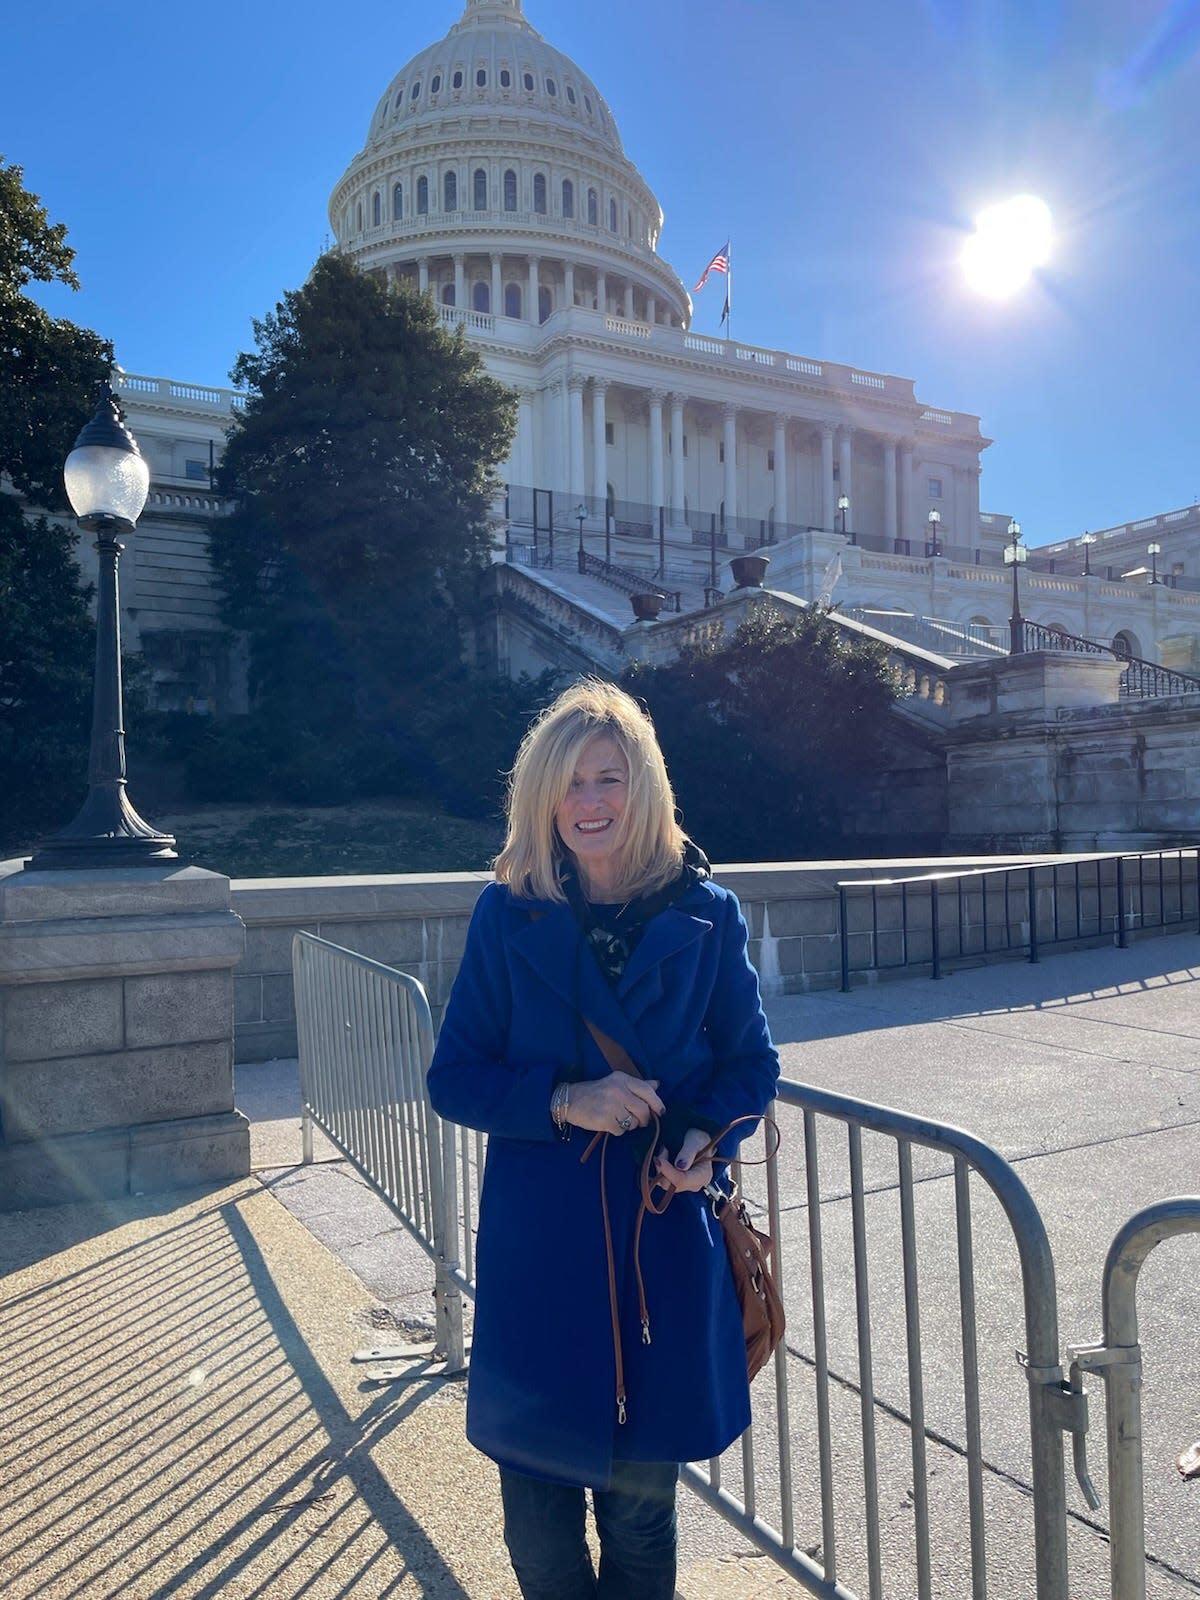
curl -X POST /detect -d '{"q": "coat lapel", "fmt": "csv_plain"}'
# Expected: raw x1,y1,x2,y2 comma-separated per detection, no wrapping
616,907,712,1019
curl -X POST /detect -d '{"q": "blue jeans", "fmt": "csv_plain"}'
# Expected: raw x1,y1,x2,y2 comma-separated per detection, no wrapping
499,1460,679,1600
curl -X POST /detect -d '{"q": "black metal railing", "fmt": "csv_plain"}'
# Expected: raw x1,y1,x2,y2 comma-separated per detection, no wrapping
837,849,1200,990
1018,621,1200,697
578,550,681,611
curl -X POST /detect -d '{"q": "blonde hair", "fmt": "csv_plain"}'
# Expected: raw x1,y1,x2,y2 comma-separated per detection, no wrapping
495,678,685,902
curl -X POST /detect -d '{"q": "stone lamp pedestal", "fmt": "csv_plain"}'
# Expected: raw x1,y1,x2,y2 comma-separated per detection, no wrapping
0,861,249,1211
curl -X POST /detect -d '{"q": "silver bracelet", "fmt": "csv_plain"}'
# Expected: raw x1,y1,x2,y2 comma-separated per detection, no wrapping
551,1081,571,1139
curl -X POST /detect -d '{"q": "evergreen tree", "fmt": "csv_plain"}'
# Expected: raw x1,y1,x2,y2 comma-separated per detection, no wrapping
0,160,113,854
209,254,518,794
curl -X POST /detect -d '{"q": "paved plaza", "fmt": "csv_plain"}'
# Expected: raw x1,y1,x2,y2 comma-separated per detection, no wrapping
1,932,1198,1597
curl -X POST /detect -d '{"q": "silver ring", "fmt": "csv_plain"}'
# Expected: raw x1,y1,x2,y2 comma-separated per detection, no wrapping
617,1113,634,1131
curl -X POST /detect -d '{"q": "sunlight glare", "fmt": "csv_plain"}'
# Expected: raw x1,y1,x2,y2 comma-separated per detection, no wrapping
961,194,1053,299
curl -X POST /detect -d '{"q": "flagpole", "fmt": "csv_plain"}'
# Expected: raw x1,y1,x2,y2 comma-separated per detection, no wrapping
723,239,733,343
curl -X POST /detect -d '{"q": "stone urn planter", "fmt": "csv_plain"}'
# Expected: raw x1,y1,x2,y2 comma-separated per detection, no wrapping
729,554,771,589
630,591,665,622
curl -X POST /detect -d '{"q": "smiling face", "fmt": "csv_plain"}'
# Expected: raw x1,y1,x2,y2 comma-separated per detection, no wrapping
554,733,629,900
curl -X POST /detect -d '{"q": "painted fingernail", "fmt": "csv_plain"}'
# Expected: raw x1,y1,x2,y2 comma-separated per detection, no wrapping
675,1158,688,1170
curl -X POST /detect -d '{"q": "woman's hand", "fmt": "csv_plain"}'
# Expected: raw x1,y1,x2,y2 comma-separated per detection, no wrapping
566,1072,665,1135
653,1127,715,1194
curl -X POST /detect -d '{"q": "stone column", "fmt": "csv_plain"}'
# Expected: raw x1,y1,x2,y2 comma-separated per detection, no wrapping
515,386,535,487
773,414,789,530
564,260,576,307
820,423,836,531
648,390,666,512
591,378,609,503
418,256,430,294
568,374,587,497
838,427,853,517
898,439,915,544
967,464,981,547
669,393,686,524
453,253,466,308
623,280,634,319
647,293,657,327
491,252,503,315
723,404,738,528
529,255,541,324
883,436,898,542
596,270,607,313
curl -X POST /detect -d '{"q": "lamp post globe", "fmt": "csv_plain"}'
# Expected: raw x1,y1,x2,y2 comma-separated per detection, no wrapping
1004,518,1028,654
27,381,178,871
927,507,941,557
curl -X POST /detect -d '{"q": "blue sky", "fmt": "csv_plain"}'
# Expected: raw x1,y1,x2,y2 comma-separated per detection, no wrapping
9,0,1199,545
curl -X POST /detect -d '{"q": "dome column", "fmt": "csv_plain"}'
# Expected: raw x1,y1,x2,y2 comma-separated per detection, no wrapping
669,393,686,525
596,270,607,313
648,389,666,512
453,254,466,308
564,261,576,308
590,378,609,504
418,257,430,295
568,373,587,498
772,414,789,530
723,404,738,529
623,281,634,319
491,253,503,316
528,255,541,324
647,293,657,327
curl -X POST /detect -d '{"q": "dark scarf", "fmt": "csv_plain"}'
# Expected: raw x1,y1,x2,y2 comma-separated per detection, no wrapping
559,839,712,988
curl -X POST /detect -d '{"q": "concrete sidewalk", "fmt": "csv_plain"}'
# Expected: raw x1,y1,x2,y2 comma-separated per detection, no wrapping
2,931,1199,1598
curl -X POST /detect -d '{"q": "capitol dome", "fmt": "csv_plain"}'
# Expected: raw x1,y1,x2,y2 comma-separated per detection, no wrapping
329,0,690,330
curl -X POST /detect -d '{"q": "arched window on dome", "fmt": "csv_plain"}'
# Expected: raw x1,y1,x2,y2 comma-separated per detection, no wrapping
393,183,403,220
523,70,535,91
566,85,577,105
584,95,593,114
452,69,463,89
587,189,598,226
504,282,522,319
546,76,557,97
441,284,456,307
609,198,618,232
431,75,441,94
372,192,381,227
562,180,574,219
473,282,490,313
444,171,458,212
538,286,552,324
417,176,429,214
504,169,518,211
476,67,487,88
411,81,421,100
533,173,547,215
474,168,488,210
500,68,511,88
627,209,634,238
356,201,363,232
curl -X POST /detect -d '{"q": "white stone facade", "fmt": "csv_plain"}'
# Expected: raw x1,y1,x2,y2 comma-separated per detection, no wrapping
105,0,1199,706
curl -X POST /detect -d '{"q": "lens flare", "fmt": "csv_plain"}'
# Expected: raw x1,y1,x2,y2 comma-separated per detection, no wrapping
961,194,1053,299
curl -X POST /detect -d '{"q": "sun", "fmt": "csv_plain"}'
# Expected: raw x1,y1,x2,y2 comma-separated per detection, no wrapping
961,195,1053,299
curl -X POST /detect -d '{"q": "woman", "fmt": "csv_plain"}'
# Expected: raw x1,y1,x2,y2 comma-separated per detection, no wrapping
427,679,779,1599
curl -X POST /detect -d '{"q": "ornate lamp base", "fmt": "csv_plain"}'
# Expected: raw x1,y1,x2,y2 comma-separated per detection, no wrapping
27,784,178,871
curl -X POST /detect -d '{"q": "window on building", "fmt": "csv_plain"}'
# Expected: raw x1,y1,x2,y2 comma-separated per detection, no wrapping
609,198,617,232
505,283,522,318
928,477,943,497
185,459,207,481
474,168,488,210
523,70,535,91
417,176,429,214
452,69,463,89
538,285,552,323
476,67,487,87
567,85,577,104
411,81,421,100
584,94,593,113
372,191,381,226
431,75,441,94
504,168,518,210
546,76,557,96
393,183,403,219
442,284,456,306
534,172,547,213
832,462,840,481
356,201,363,230
473,282,490,313
605,422,614,445
587,188,598,226
500,68,511,87
444,170,457,211
562,179,574,218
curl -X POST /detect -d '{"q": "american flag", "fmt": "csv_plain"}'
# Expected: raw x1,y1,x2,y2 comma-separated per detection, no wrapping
694,242,730,292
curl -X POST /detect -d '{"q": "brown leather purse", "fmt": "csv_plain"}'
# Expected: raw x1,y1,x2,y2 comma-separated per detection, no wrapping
582,1021,786,1405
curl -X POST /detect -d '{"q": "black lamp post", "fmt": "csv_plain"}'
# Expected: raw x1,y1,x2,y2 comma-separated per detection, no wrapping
1005,518,1027,654
837,493,849,537
28,382,177,870
927,507,942,557
1147,540,1161,585
1081,531,1095,577
574,500,588,572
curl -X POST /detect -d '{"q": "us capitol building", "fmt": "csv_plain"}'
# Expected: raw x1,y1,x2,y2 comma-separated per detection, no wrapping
108,0,1200,712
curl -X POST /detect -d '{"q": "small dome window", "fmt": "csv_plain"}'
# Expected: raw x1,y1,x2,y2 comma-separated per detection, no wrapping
473,282,490,313
372,191,381,226
476,67,487,87
411,81,421,100
587,188,598,226
442,284,456,307
546,76,557,96
584,95,593,114
503,168,518,210
417,176,429,214
533,172,547,214
393,183,403,219
452,69,464,89
356,201,363,231
431,75,441,94
500,68,512,88
444,170,458,212
474,168,488,210
609,197,618,232
523,70,534,91
562,179,574,218
505,282,522,319
566,85,577,105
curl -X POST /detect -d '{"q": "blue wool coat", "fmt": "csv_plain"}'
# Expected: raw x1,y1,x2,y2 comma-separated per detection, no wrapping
427,876,780,1490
